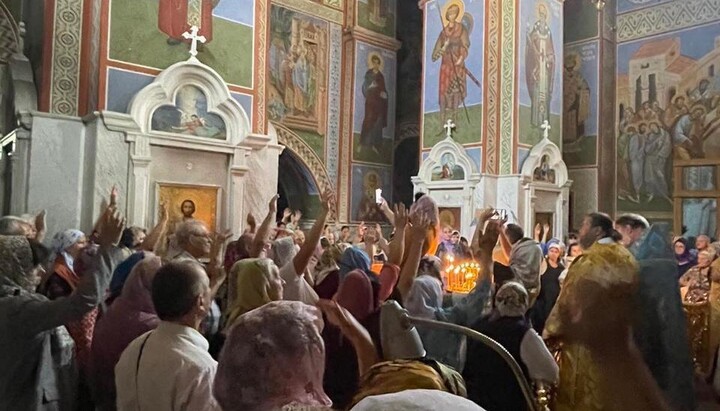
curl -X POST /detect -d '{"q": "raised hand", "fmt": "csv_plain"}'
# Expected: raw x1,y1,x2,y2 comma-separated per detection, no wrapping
34,210,46,234
534,223,542,239
375,223,384,240
409,212,430,242
321,189,336,213
543,222,551,235
97,208,125,248
477,208,496,224
269,195,279,215
283,207,292,219
246,213,257,232
292,210,303,223
159,201,169,222
394,203,408,231
109,185,119,209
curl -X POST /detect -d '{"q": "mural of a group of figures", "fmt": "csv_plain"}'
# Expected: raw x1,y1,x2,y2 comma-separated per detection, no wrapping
616,22,720,237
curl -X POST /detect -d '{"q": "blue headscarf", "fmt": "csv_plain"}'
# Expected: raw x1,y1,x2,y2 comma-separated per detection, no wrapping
338,247,372,282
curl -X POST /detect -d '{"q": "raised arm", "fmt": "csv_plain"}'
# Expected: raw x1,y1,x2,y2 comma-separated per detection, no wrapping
142,202,170,252
15,208,125,338
397,213,431,300
499,226,512,260
379,198,395,225
293,190,334,276
34,210,47,243
250,195,278,258
318,299,378,378
387,204,408,266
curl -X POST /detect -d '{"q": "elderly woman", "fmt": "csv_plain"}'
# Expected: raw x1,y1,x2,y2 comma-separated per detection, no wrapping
214,301,334,411
0,212,123,410
41,230,98,391
90,254,162,410
464,282,558,410
225,258,285,328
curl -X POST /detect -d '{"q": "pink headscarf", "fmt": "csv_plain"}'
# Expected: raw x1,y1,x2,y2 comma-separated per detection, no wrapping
90,254,162,407
214,301,331,411
335,270,375,321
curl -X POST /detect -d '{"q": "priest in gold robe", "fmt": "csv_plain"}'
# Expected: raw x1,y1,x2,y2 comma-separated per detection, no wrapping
544,213,639,411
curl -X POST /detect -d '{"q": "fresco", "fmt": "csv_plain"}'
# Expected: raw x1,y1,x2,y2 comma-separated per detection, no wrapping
616,22,720,215
518,0,563,146
533,155,556,183
357,0,396,38
422,0,484,148
109,0,254,87
267,5,329,140
151,85,226,138
563,0,598,44
617,0,673,14
351,164,392,222
563,41,599,167
353,42,396,165
431,152,466,181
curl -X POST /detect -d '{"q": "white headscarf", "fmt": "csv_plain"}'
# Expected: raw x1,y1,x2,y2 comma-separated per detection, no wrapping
405,275,443,319
351,389,484,411
51,229,85,272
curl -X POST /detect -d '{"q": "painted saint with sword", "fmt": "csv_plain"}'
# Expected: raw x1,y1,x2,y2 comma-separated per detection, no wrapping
427,0,481,131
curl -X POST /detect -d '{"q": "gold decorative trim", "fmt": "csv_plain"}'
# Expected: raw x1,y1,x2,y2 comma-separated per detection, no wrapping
499,0,515,175
274,122,332,192
484,0,500,175
255,0,268,134
338,38,355,222
272,0,344,25
349,26,402,51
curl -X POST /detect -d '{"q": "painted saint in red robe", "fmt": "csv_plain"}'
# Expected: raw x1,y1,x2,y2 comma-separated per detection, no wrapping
431,3,470,124
158,0,218,44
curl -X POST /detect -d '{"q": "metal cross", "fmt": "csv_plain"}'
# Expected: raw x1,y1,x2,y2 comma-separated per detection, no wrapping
444,119,456,139
182,25,206,58
540,120,551,140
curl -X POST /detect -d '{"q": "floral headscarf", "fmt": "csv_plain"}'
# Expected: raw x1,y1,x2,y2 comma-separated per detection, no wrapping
271,236,298,269
225,258,280,328
0,235,35,291
495,281,528,318
214,301,331,411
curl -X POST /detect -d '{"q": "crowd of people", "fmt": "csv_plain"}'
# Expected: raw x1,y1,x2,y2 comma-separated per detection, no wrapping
0,185,711,411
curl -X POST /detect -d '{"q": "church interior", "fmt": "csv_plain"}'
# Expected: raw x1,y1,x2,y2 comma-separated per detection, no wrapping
2,0,720,409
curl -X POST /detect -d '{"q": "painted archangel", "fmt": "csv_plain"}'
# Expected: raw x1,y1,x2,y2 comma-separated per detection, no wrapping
431,0,472,124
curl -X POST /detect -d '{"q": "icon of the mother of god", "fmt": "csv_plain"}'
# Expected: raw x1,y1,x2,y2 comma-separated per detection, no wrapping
431,0,470,125
525,1,555,127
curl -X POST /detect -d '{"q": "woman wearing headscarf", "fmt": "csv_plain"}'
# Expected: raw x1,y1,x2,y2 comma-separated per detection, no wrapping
0,212,125,411
674,237,696,278
463,282,558,411
214,301,333,411
224,258,285,328
90,254,162,410
323,270,382,408
350,389,484,411
530,242,565,334
41,229,98,407
313,244,343,299
339,246,398,303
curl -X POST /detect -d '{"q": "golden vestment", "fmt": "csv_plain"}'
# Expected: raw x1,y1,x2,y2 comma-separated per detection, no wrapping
544,241,639,411
681,263,720,374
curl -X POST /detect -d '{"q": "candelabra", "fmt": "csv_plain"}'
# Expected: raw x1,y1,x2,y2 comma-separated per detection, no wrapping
444,256,480,294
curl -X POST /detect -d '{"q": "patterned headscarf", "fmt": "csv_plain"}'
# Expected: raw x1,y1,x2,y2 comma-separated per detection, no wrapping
271,236,298,269
51,229,85,272
214,301,331,411
0,235,35,291
495,281,528,318
225,258,280,328
409,196,440,256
